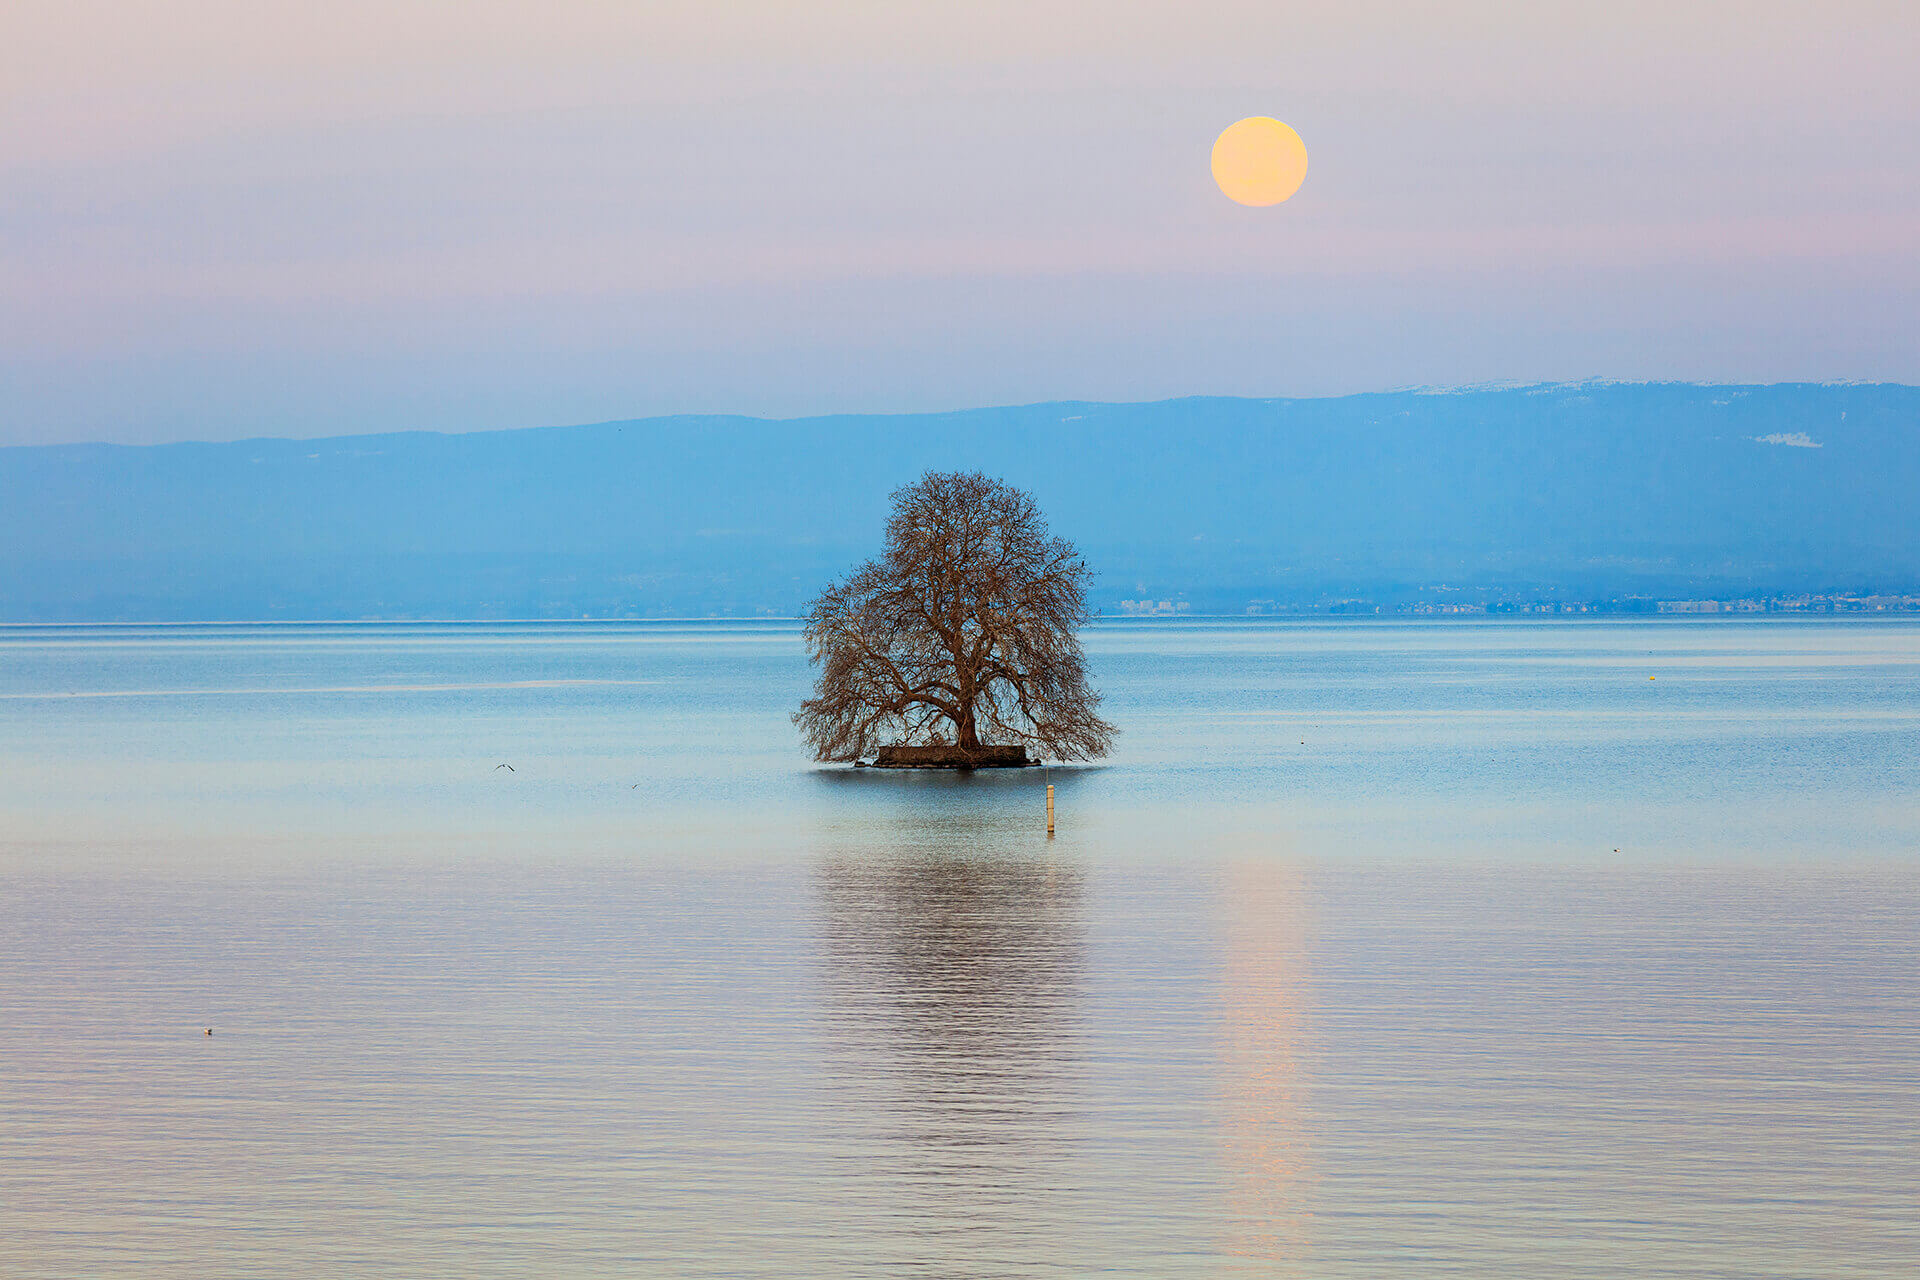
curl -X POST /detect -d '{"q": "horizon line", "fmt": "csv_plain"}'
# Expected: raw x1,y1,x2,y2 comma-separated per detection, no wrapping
5,612,1913,629
10,378,1913,453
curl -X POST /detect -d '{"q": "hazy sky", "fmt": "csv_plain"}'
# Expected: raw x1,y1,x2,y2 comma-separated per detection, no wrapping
5,1,1917,444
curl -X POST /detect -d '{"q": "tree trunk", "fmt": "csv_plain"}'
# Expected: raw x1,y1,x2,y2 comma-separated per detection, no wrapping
956,702,981,750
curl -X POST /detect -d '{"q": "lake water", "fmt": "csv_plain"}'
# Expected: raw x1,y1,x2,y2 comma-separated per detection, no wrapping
3,619,1917,1277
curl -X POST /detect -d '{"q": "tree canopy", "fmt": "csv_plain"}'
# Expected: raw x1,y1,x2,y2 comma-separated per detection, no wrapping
794,470,1115,763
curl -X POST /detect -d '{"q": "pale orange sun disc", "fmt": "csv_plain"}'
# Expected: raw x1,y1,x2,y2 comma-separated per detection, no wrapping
1211,117,1308,207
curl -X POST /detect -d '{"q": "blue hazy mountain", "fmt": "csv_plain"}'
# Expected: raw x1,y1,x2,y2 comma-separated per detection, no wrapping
3,383,1916,620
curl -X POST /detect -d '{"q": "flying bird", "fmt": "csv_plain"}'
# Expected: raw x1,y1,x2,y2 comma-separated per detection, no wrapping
495,763,514,772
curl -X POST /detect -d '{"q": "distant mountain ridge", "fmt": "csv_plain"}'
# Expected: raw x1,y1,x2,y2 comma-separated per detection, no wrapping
3,382,1917,620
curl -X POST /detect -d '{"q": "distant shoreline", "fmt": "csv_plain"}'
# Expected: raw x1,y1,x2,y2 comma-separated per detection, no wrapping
4,601,1919,628
1160,592,1920,618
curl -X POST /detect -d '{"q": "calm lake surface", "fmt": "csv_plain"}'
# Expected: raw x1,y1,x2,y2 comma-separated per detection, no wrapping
3,619,1917,1277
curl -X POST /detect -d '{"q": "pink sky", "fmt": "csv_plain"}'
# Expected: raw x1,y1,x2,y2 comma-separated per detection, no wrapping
5,0,1917,443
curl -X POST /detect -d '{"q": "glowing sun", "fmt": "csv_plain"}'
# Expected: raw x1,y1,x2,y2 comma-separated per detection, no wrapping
1211,117,1309,207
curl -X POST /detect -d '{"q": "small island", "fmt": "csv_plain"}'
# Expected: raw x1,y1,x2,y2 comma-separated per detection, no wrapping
862,744,1035,769
794,470,1115,769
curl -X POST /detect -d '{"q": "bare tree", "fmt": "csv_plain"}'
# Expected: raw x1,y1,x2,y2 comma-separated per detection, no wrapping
795,470,1116,763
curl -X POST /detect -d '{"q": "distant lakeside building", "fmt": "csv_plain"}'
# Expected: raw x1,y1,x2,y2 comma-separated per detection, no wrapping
1200,593,1920,618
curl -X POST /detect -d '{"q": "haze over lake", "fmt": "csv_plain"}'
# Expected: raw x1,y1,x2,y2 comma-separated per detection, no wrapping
4,618,1916,1277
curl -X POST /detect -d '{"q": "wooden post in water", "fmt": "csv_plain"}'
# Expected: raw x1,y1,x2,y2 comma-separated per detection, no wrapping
1046,783,1055,837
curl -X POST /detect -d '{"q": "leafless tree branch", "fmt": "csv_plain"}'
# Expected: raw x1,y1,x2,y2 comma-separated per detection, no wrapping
794,470,1117,762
